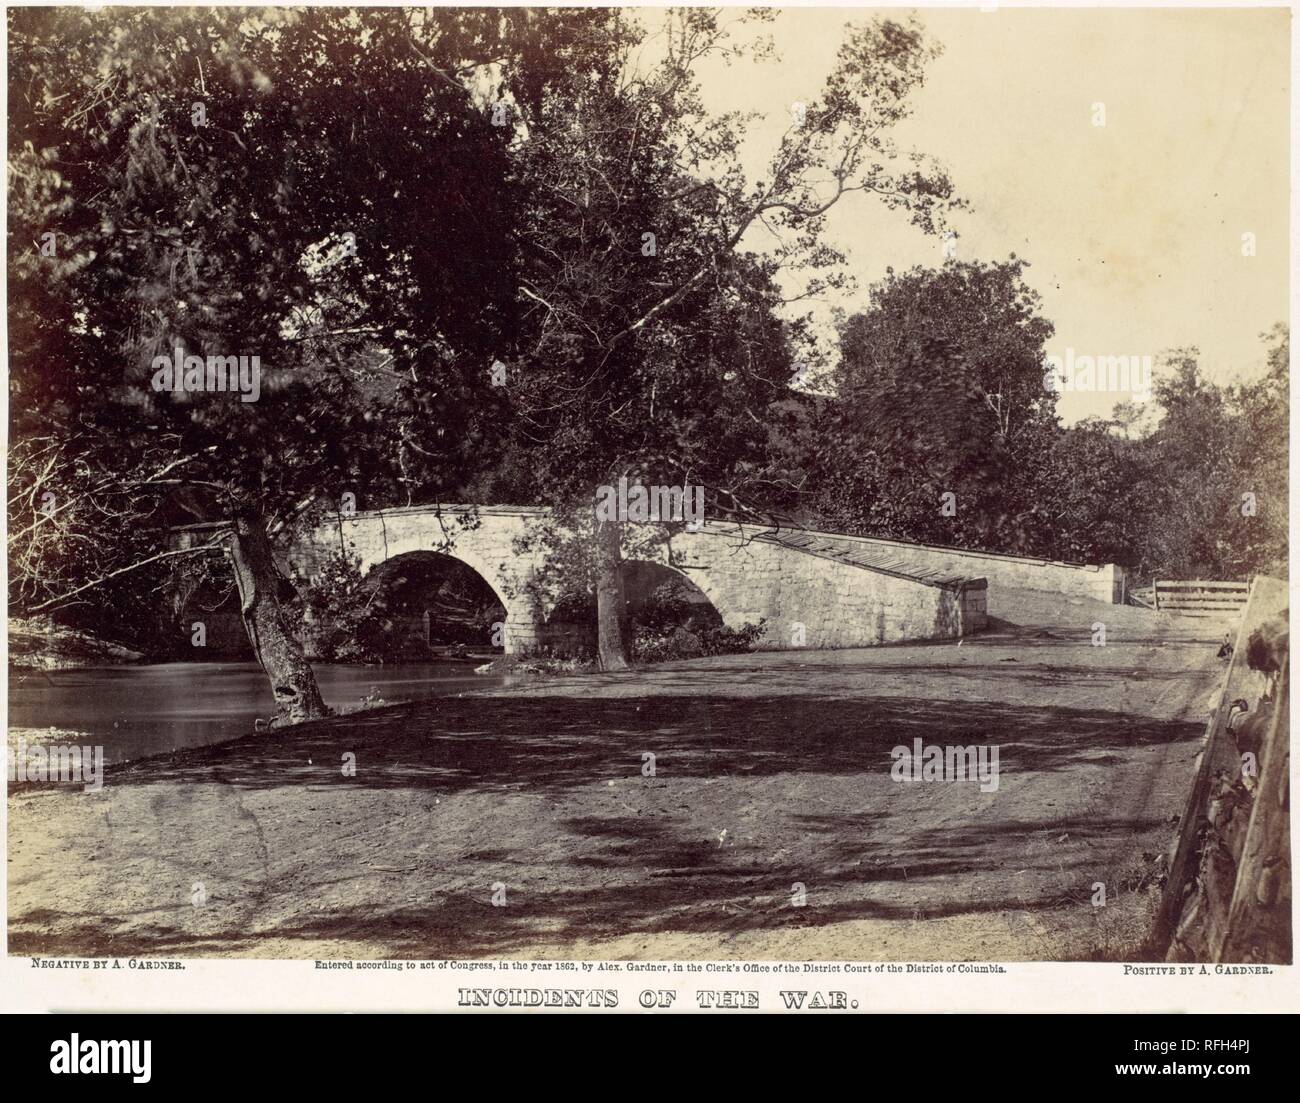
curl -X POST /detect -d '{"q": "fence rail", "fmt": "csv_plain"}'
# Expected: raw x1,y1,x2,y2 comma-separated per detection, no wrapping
1131,579,1251,614
1154,574,1289,961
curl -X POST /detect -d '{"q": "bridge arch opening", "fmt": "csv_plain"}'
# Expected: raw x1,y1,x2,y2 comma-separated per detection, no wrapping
622,560,727,661
531,560,726,660
170,556,250,658
624,560,723,628
305,550,508,662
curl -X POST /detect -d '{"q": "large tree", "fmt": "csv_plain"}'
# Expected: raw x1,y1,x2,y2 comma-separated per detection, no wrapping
489,9,962,667
6,8,585,719
1133,331,1288,581
812,258,1056,550
8,8,970,691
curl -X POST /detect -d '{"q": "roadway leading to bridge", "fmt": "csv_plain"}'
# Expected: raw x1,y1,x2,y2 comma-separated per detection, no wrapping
9,588,1229,964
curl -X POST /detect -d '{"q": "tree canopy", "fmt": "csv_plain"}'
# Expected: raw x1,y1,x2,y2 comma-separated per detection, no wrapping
6,8,1287,685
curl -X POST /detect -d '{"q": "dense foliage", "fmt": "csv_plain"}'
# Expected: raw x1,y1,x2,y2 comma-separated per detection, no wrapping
794,265,1287,582
7,8,1287,678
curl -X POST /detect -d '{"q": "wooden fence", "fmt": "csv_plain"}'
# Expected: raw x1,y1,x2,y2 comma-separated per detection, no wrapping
1130,579,1250,615
1154,575,1290,962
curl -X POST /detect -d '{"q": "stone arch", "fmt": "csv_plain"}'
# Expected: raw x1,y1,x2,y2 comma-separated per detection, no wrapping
621,534,752,634
357,550,508,652
170,557,251,658
622,559,727,629
620,556,758,660
342,521,539,655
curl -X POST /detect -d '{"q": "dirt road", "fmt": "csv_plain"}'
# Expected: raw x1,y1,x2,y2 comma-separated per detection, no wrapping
8,588,1229,961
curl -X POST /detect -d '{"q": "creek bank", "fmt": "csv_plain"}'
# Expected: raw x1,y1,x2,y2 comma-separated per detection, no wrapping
7,617,143,671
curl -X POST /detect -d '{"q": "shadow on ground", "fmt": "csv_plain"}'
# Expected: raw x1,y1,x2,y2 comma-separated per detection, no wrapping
26,691,1204,798
10,804,1171,959
11,688,1199,960
12,592,1217,961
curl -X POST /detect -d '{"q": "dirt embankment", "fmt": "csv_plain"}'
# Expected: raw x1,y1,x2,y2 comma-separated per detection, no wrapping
7,617,143,671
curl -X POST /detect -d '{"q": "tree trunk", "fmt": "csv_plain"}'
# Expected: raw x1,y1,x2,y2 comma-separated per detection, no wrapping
595,517,631,671
227,509,328,726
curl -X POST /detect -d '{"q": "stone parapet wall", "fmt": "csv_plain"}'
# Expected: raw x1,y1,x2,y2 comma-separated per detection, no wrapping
776,528,1124,603
660,527,982,650
170,506,1114,656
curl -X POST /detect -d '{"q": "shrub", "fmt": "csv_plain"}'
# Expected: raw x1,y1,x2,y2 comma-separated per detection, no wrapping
633,617,766,663
296,552,418,664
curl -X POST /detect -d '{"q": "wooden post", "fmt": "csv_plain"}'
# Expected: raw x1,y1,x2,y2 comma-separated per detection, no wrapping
1216,665,1290,962
1153,576,1287,958
1153,635,1244,952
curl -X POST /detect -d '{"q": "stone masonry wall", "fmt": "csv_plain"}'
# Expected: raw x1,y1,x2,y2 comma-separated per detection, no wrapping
292,508,545,652
654,528,982,650
794,530,1125,603
176,506,1116,654
286,507,985,654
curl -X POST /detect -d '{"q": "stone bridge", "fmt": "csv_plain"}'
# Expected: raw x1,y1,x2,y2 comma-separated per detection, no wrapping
173,504,1126,654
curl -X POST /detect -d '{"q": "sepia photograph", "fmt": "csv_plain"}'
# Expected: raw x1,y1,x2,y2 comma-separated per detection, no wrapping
2,1,1293,1022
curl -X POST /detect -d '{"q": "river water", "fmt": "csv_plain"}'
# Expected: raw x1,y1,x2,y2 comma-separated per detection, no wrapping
7,661,512,766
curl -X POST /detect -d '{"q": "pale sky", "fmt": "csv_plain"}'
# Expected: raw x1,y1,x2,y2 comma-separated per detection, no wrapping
673,5,1290,423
